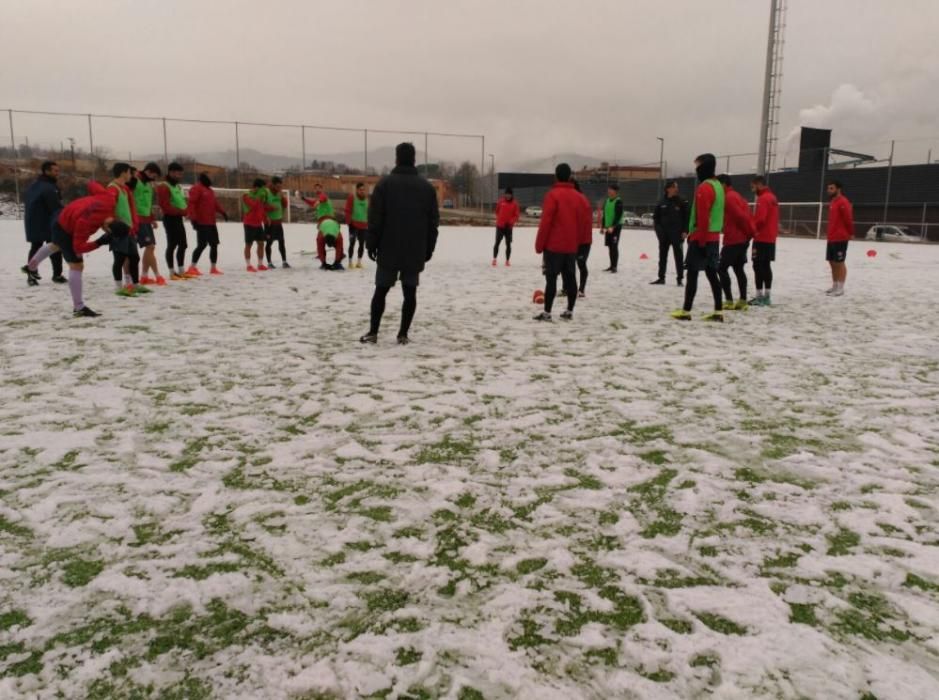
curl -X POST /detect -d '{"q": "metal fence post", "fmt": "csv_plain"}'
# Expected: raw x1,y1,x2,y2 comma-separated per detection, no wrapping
480,134,485,212
161,118,169,166
8,110,20,216
234,121,240,188
424,131,428,176
921,202,928,240
88,114,95,180
815,146,828,238
883,139,895,224
301,125,306,171
364,129,368,174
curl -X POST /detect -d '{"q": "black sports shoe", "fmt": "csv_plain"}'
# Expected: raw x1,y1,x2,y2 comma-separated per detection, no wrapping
51,275,67,284
282,261,291,268
359,332,377,344
677,279,683,287
73,306,101,318
650,278,665,285
560,310,573,320
602,267,613,272
21,265,39,286
609,268,617,273
533,311,552,321
396,335,410,345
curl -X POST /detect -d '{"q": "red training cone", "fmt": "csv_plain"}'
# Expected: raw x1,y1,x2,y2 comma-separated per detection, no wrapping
639,253,649,260
532,289,545,304
866,249,877,258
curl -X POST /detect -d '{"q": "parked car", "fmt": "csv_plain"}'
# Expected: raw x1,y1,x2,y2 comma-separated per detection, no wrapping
640,213,655,228
864,225,921,243
442,199,454,209
525,206,543,217
622,211,643,227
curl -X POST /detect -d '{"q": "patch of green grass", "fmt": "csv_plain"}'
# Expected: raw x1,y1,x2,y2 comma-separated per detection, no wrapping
516,558,548,575
659,617,693,634
647,568,718,588
564,468,603,490
598,510,619,526
0,514,32,538
831,501,853,512
833,592,910,642
698,545,718,557
639,668,675,683
585,647,619,667
553,587,644,636
640,450,668,465
734,467,766,483
348,571,385,585
762,433,824,460
52,449,82,470
455,493,476,509
395,647,422,665
383,552,418,564
826,528,861,556
788,603,818,626
294,495,310,506
177,403,213,416
358,506,394,522
761,551,801,571
415,435,477,464
689,653,720,668
903,572,939,593
693,611,746,635
507,617,551,650
62,559,104,587
0,610,30,631
173,562,242,580
613,420,673,445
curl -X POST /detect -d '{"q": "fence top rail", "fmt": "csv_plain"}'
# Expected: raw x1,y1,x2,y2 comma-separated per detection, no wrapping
3,108,483,140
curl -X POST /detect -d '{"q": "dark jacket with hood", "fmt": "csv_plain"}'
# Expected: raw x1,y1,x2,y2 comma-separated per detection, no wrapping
24,175,63,243
367,165,439,273
653,194,689,241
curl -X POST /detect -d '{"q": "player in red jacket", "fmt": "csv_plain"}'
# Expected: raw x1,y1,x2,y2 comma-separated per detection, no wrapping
825,179,854,296
750,176,779,306
187,172,229,275
22,190,129,317
242,179,275,272
571,179,593,297
717,174,755,310
156,162,191,280
533,163,590,321
344,182,369,269
492,187,520,267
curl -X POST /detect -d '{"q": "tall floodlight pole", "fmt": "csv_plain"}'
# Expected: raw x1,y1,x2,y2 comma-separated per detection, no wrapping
656,137,664,194
757,0,786,177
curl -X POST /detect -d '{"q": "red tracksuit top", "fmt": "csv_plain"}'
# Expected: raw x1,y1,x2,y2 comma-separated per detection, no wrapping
576,192,593,245
241,192,272,227
188,182,227,225
344,194,369,230
495,197,520,228
752,187,779,243
722,188,755,246
57,191,118,254
688,181,720,245
827,194,854,242
88,180,138,235
535,182,590,255
156,182,189,217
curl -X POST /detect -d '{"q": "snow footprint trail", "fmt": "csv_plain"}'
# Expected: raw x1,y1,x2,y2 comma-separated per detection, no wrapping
1,223,939,698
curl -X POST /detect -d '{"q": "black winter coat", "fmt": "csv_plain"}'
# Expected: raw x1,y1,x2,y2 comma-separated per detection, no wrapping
24,175,63,244
367,165,439,273
653,195,689,240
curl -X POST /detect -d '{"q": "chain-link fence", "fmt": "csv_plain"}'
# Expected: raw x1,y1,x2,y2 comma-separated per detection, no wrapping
0,108,488,218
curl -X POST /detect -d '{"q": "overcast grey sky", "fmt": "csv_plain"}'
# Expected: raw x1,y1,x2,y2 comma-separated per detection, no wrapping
3,0,938,171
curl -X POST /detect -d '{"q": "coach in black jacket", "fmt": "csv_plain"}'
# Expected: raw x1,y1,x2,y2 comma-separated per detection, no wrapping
361,142,440,345
651,180,689,286
24,161,65,282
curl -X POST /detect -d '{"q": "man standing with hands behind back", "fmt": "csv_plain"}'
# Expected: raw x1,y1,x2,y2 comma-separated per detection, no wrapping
360,143,439,346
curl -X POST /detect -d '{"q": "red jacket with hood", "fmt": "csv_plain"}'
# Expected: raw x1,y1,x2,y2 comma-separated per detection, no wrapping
753,187,779,243
58,191,118,254
535,182,590,254
722,188,755,246
188,182,227,225
495,196,520,228
827,194,854,242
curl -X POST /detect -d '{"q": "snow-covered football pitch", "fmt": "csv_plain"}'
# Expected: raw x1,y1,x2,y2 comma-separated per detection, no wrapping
2,221,939,699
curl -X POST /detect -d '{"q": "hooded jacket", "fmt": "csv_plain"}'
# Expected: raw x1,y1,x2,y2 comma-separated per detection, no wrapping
367,165,440,273
535,182,591,254
188,181,227,225
57,191,118,254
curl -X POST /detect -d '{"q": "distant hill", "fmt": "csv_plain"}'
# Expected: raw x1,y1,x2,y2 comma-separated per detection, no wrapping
511,152,645,174
145,146,421,173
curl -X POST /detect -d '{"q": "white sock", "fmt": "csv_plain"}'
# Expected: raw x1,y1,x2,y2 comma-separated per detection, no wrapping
115,280,123,289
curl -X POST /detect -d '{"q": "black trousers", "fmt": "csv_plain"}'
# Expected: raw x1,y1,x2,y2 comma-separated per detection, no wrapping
543,251,577,313
112,251,140,284
683,242,722,312
28,241,63,277
265,222,287,262
349,228,366,259
493,226,513,260
718,243,749,302
656,231,684,281
575,243,590,293
369,284,417,337
605,226,621,270
164,216,187,268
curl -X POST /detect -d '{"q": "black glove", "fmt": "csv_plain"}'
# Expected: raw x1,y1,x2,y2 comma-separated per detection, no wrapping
367,247,378,262
94,233,112,249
